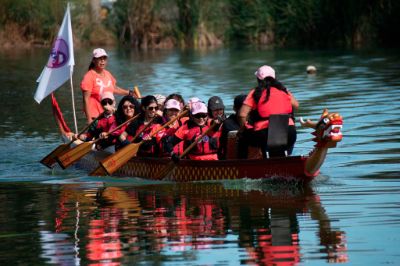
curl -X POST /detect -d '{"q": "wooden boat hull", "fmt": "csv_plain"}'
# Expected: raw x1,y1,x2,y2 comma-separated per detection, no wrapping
76,150,313,182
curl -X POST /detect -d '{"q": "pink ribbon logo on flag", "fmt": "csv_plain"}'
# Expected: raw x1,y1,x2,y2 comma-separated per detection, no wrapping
47,38,69,68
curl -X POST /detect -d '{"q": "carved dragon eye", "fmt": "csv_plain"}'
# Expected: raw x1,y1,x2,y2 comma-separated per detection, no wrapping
323,118,330,124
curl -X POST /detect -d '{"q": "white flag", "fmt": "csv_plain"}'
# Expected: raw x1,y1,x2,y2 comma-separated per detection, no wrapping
34,4,75,103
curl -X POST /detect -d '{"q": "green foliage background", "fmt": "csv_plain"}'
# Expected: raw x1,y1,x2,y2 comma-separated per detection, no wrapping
1,0,399,49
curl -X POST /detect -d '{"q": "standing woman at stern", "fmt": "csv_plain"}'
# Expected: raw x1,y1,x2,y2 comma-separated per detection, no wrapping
238,65,299,158
80,48,137,124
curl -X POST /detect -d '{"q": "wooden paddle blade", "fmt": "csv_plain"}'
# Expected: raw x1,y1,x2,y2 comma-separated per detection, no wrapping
100,142,141,175
40,144,70,168
154,161,175,180
89,165,108,176
56,142,94,169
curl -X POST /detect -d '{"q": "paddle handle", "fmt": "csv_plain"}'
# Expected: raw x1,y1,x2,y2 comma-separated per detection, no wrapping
129,115,158,142
65,114,102,145
133,86,141,98
150,110,188,138
132,109,188,144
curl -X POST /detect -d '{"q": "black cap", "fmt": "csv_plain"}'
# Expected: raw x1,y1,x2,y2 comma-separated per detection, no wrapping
208,96,225,111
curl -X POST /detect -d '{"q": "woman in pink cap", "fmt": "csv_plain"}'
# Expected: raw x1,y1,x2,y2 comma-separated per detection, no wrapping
157,99,188,157
163,101,220,161
80,48,137,124
238,65,299,158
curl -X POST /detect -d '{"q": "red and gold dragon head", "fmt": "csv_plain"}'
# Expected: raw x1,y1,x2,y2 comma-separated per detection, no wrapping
301,109,343,148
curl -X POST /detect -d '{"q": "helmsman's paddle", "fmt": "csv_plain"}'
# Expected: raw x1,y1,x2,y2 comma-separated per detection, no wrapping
133,85,141,98
56,113,141,169
90,109,189,176
154,121,218,180
40,115,101,168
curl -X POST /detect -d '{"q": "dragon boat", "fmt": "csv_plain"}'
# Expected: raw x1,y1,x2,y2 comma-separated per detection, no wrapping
47,94,343,182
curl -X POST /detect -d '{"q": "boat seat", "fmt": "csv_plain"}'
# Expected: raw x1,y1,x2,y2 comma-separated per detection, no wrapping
226,130,238,159
267,114,289,157
227,131,263,159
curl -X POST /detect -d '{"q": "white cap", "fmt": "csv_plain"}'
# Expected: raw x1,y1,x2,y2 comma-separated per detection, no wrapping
101,91,114,101
255,65,275,79
188,97,201,104
93,48,108,58
190,101,207,115
165,99,181,110
154,94,166,105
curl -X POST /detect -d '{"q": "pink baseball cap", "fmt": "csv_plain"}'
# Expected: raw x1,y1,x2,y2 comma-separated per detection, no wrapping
101,91,114,101
190,101,207,115
93,48,108,58
188,97,200,104
165,99,181,111
255,65,275,80
154,94,166,105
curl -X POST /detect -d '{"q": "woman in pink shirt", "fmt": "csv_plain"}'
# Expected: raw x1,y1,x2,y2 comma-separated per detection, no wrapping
80,48,136,124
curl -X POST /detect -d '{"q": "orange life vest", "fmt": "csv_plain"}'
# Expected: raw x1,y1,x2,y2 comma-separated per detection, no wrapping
246,87,293,130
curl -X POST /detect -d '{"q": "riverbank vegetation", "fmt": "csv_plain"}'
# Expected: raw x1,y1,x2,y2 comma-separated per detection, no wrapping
1,0,399,50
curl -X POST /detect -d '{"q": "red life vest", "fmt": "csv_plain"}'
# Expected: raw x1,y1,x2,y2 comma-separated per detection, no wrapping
257,88,292,118
126,118,162,156
175,120,219,160
245,87,293,130
86,114,116,140
109,120,129,138
157,117,186,156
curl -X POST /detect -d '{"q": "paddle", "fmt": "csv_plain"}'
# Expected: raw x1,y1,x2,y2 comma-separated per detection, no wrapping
40,115,101,168
133,85,141,98
56,113,141,169
89,116,158,176
90,109,189,176
154,121,219,180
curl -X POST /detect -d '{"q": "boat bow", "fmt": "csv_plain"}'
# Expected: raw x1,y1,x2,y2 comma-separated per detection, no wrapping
301,109,343,177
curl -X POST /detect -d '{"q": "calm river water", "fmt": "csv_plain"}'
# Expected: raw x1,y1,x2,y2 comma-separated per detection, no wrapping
0,47,399,265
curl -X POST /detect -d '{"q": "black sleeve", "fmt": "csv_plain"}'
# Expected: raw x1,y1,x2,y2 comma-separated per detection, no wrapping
163,135,182,154
125,120,138,137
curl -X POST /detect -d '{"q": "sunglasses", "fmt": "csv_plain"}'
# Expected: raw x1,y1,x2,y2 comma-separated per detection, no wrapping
101,98,114,106
147,106,158,111
193,113,208,119
123,104,135,110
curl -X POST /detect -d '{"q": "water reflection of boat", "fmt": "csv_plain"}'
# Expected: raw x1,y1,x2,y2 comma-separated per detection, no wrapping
50,183,348,265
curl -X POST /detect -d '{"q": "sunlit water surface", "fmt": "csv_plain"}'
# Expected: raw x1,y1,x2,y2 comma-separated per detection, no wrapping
0,47,399,265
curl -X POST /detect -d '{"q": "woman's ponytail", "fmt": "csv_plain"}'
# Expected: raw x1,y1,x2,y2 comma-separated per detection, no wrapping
253,77,274,104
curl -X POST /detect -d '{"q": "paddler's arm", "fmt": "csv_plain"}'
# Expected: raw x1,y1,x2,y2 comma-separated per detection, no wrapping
114,86,140,98
288,90,299,110
119,130,129,141
238,104,251,128
163,135,182,154
114,86,133,96
117,131,132,147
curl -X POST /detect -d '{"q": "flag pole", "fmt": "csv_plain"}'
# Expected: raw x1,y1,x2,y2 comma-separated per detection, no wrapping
70,71,78,133
67,3,78,134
